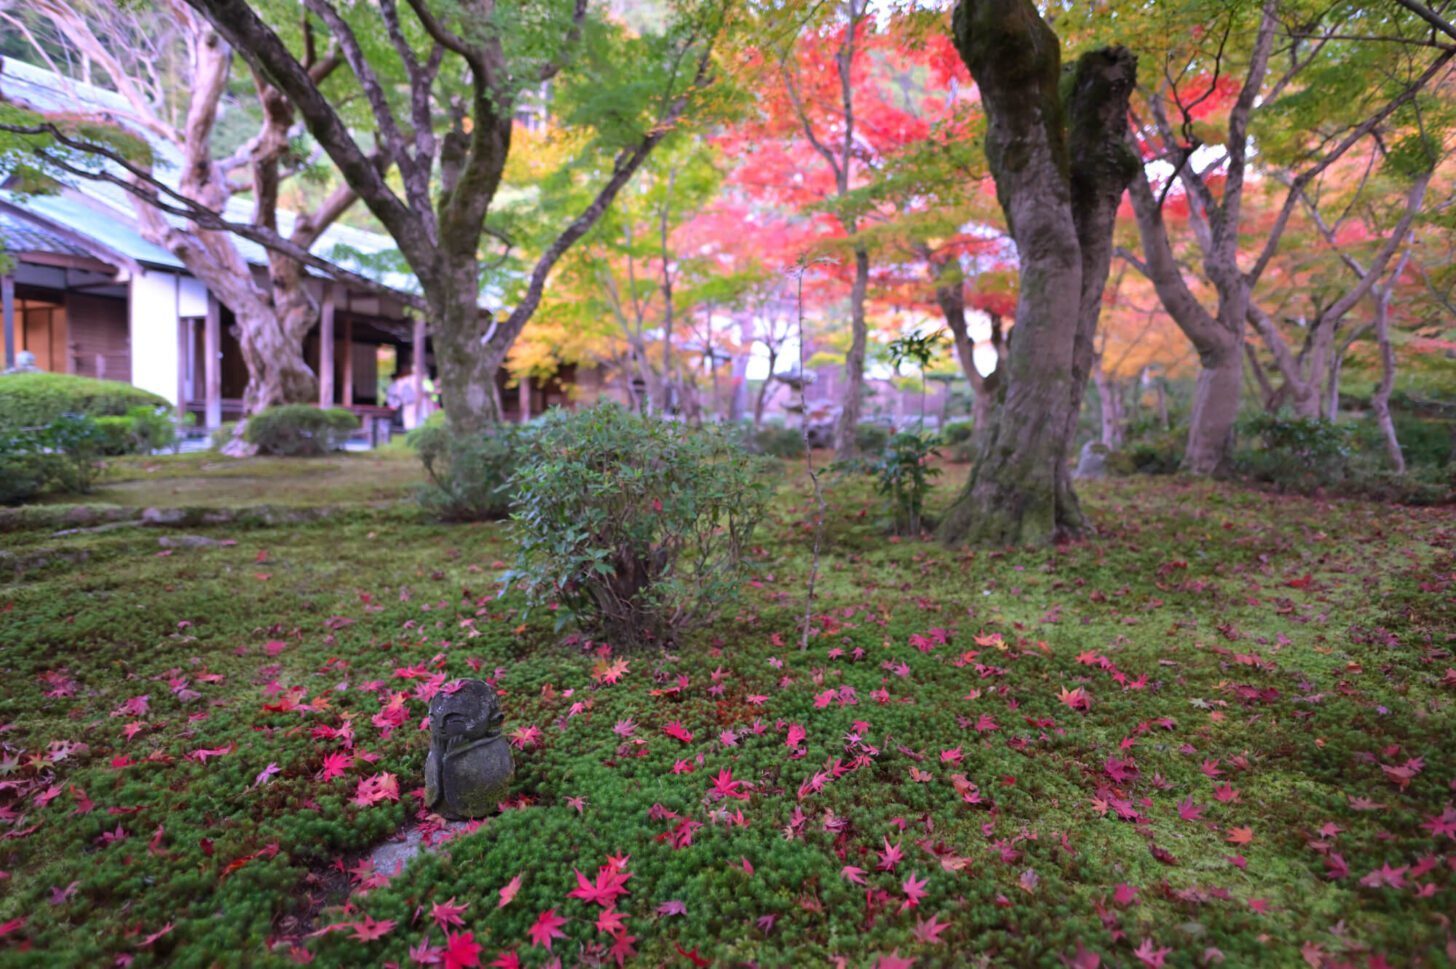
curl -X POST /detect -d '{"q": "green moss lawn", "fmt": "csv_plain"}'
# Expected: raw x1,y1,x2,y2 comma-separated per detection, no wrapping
1,457,1453,968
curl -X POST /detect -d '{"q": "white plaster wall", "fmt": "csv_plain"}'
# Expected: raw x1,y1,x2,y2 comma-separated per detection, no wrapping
128,269,181,406
177,275,208,318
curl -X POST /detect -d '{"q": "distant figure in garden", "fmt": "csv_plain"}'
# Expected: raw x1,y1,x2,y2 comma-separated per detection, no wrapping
3,350,40,375
386,369,437,429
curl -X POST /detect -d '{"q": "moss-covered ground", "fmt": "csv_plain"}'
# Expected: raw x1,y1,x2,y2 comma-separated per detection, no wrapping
1,457,1453,968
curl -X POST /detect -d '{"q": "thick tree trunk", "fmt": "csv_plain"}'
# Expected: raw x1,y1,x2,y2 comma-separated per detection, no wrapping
833,245,871,457
1183,337,1243,474
431,262,502,434
938,0,1135,546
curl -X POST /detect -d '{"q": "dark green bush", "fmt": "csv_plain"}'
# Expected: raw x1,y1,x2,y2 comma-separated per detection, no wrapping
0,372,171,429
1107,429,1184,476
410,421,526,521
0,413,107,503
1234,415,1352,488
507,404,772,649
1350,415,1453,469
125,405,183,453
751,423,805,458
868,430,941,535
942,420,974,445
853,422,891,454
243,405,358,456
93,415,139,456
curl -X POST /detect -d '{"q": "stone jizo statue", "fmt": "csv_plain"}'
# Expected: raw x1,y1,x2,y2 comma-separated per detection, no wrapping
424,679,513,819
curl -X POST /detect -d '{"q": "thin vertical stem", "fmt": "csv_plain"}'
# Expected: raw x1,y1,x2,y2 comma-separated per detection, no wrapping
797,264,826,653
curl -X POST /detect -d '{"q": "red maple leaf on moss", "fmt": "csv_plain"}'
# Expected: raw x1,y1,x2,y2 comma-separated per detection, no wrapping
528,909,568,951
443,930,482,969
567,866,632,907
349,914,396,942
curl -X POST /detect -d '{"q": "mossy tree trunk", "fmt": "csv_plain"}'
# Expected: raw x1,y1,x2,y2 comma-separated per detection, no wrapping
936,0,1136,546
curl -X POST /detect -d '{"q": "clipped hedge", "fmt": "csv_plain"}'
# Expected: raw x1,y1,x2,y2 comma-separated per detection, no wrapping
0,372,171,429
244,405,358,456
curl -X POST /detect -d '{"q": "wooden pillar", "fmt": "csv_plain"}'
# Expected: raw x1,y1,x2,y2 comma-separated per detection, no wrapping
2,275,14,369
341,315,354,407
318,285,336,407
519,376,531,423
204,291,221,430
411,314,426,427
186,318,198,403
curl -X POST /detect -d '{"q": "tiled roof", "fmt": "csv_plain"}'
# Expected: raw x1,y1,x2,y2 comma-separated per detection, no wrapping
0,208,97,259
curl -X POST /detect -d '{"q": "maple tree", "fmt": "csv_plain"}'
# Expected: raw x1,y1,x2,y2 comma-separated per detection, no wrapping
3,0,377,441
934,0,1137,545
164,0,732,433
1073,0,1456,473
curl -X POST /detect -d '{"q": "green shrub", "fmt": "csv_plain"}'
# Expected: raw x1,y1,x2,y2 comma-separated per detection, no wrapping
410,421,526,521
1234,415,1352,488
0,449,52,503
243,405,358,456
854,422,891,454
0,413,107,503
209,421,238,451
0,372,171,429
868,430,941,535
1350,415,1453,469
751,423,805,458
507,404,772,649
125,405,184,453
93,415,140,456
1107,429,1184,476
942,420,974,445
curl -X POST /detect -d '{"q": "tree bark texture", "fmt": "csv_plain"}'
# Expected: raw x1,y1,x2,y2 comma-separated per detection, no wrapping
937,0,1136,546
832,244,871,456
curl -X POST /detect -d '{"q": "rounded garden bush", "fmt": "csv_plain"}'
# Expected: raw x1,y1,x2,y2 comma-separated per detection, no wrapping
0,372,171,429
243,405,358,456
410,419,527,521
506,404,773,649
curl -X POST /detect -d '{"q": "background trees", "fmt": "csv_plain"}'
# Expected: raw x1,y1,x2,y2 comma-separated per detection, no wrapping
2,0,375,444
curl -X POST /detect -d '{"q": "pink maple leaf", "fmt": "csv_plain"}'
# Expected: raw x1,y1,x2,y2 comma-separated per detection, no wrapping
498,873,523,908
656,900,687,917
349,914,396,942
912,913,950,945
608,931,637,968
841,865,867,885
317,750,352,782
1176,799,1205,822
595,909,627,935
710,768,749,801
900,871,928,912
432,897,469,931
876,837,903,872
567,866,632,908
527,909,568,952
444,930,483,968
1132,939,1170,967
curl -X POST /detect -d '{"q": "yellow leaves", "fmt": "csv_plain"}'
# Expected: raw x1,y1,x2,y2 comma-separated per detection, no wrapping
592,656,630,685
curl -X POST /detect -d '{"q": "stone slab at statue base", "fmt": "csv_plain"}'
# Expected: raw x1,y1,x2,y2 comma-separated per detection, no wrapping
423,679,514,820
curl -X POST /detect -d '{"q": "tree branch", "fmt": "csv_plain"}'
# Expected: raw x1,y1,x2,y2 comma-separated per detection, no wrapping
1245,45,1454,286
181,0,420,257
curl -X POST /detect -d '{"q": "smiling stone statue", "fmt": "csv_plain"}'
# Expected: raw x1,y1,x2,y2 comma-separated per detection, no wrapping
423,679,513,819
